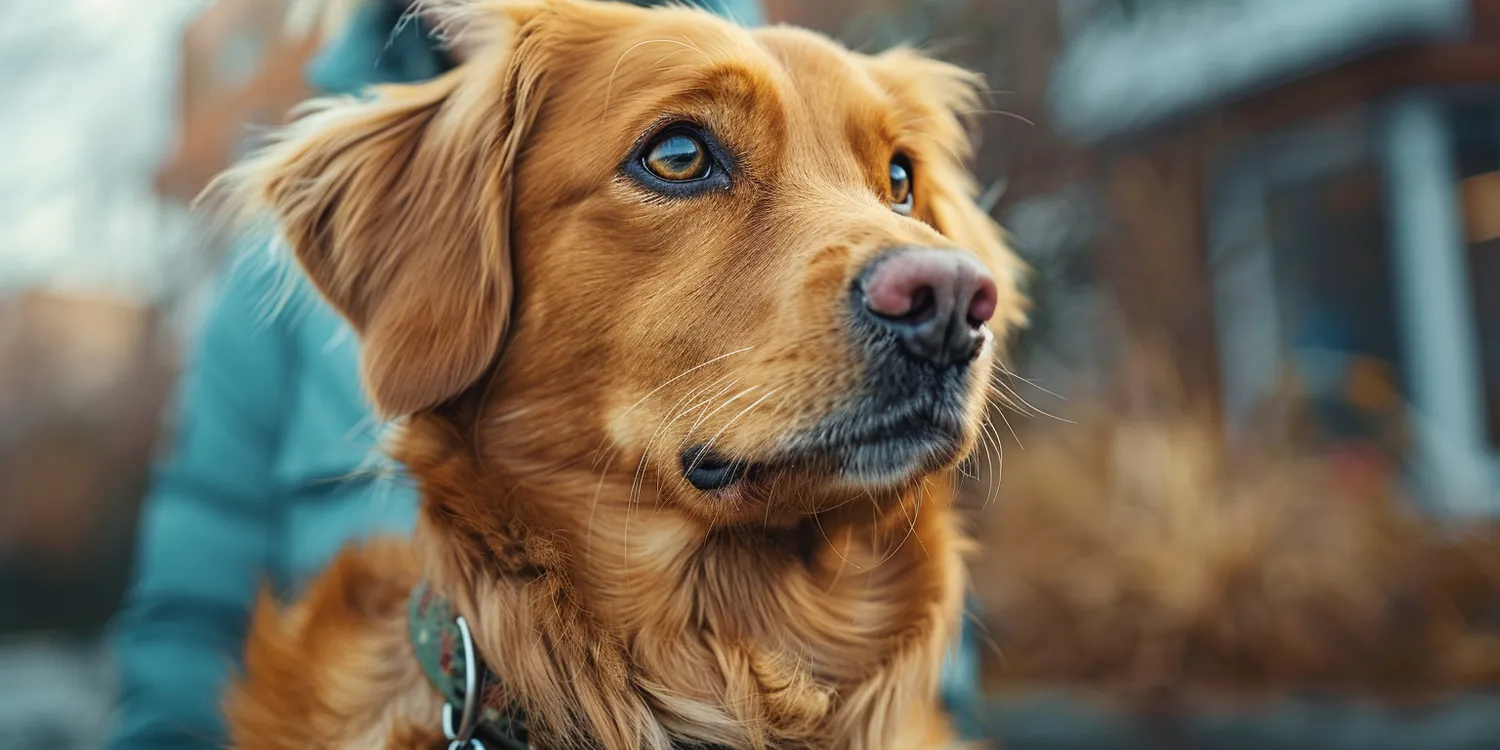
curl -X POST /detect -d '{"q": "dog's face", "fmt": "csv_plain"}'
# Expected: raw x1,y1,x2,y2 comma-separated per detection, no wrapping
234,0,1025,525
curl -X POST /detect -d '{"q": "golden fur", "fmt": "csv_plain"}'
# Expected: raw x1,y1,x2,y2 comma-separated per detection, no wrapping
217,1,1025,748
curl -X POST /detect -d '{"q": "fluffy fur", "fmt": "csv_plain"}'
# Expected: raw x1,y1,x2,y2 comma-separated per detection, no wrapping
217,2,1025,748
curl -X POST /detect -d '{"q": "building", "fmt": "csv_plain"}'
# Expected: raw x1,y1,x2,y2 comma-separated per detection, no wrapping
1040,0,1500,512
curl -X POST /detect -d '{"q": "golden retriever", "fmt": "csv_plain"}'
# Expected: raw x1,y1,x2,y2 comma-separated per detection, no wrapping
218,1,1026,747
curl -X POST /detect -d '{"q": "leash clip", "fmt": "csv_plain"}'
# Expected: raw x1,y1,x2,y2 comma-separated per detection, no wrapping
441,614,487,750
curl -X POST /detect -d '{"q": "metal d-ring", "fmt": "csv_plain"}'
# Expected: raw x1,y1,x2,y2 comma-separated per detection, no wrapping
441,615,487,750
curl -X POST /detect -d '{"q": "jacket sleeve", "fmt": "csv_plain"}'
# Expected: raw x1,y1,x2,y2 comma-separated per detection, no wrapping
677,0,765,25
106,250,296,750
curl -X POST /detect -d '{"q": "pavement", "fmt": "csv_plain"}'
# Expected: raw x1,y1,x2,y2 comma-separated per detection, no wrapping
0,637,113,750
4,634,1500,750
983,691,1500,750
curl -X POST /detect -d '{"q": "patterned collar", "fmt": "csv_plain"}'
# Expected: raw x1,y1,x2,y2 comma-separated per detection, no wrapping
409,582,530,749
410,582,738,750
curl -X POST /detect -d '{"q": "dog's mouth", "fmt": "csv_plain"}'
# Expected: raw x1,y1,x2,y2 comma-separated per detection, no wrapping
680,444,757,492
678,407,970,494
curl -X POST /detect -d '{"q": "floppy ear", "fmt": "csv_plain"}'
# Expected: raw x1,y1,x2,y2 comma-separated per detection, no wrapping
220,2,547,417
873,48,1030,330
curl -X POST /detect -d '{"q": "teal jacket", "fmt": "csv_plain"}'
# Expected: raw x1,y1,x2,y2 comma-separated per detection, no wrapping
106,2,977,748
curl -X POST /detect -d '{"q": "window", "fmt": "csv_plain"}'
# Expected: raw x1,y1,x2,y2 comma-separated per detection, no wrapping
1265,163,1406,447
1453,102,1500,449
1210,117,1410,456
1212,98,1499,503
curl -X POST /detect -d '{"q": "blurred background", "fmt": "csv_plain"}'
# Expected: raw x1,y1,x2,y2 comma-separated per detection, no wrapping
0,0,1497,748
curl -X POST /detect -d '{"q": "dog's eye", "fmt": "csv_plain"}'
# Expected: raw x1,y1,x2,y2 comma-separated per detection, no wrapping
890,155,914,215
626,124,730,196
644,133,711,182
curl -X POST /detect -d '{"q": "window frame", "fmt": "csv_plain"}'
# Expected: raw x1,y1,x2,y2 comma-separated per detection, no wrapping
1208,92,1500,515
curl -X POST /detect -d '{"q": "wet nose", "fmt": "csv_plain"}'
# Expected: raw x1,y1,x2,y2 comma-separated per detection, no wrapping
858,248,997,368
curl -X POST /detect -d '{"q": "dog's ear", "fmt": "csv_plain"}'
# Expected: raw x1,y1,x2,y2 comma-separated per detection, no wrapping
221,1,548,417
872,48,1029,330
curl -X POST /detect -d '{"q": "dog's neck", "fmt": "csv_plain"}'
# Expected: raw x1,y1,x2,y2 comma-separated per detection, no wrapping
393,405,967,749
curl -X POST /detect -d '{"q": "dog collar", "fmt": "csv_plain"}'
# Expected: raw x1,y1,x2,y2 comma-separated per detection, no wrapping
411,582,738,750
409,581,531,749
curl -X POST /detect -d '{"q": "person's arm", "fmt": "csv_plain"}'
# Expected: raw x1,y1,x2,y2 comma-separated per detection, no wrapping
669,0,764,25
107,249,296,750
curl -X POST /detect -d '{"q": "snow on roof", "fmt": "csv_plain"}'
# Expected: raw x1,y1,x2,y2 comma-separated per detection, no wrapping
1050,0,1473,144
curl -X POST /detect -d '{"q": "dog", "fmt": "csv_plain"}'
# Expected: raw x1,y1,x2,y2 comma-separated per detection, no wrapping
218,1,1026,747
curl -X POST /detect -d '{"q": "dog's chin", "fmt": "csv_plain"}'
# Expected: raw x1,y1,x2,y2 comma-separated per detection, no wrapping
679,406,977,502
781,407,974,490
822,435,967,489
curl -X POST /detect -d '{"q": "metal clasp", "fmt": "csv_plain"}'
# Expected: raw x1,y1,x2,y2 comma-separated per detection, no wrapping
441,615,487,750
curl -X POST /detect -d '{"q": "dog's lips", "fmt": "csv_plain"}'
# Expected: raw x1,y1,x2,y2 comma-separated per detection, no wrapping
784,413,969,487
680,410,971,494
680,444,754,491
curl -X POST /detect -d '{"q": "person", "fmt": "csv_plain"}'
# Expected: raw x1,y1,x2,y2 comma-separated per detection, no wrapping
105,1,980,747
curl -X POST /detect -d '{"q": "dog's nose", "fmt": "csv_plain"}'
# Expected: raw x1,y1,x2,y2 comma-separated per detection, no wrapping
859,248,997,368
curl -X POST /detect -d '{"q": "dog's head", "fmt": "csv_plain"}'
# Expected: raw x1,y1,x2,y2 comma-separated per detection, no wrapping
231,0,1026,525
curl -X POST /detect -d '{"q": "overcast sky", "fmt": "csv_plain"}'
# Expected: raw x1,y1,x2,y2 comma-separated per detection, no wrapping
0,0,207,303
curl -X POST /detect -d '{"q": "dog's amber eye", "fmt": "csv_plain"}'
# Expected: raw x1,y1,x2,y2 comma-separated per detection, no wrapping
890,155,914,215
644,133,711,182
627,125,729,196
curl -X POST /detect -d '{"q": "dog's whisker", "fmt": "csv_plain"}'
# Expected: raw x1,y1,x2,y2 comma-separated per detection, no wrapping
875,482,927,567
984,382,1033,421
591,367,744,519
603,37,714,121
814,491,867,514
994,360,1069,403
988,371,1074,424
635,378,743,511
652,378,743,512
621,374,740,576
590,373,735,559
988,422,1007,507
648,45,700,74
662,377,741,443
586,447,623,562
596,346,753,460
812,509,861,573
901,130,967,165
865,492,883,556
611,372,732,481
681,387,777,478
963,608,1008,666
905,108,1036,128
979,417,1005,509
957,459,976,483
622,445,653,585
987,380,1072,426
990,387,1040,421
825,523,859,592
911,479,933,561
682,384,759,449
985,393,1026,453
970,418,997,507
676,379,744,451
